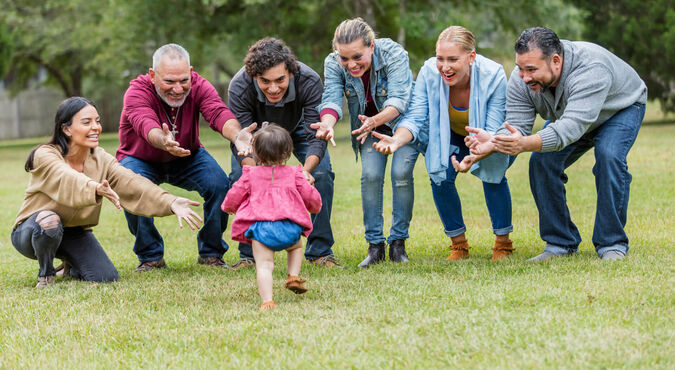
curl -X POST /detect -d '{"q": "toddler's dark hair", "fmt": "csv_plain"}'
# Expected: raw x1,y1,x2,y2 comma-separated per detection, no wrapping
252,123,293,166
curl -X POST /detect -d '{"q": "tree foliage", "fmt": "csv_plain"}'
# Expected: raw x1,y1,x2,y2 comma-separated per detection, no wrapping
569,0,675,113
0,0,587,128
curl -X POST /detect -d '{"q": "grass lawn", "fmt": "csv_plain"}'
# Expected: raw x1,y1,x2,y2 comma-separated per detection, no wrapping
0,117,673,368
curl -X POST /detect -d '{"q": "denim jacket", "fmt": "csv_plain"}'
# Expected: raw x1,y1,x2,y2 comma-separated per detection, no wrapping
317,38,414,157
397,54,509,184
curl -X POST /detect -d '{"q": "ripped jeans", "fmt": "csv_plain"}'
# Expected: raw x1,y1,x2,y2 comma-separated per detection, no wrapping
359,134,419,244
11,211,118,282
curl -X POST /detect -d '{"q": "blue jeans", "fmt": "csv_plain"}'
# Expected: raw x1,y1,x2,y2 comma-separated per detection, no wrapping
529,103,645,257
119,147,230,262
431,131,513,237
11,211,118,282
359,134,419,244
230,125,335,260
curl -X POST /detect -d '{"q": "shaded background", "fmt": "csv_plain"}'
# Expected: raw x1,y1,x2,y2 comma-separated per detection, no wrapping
0,0,672,139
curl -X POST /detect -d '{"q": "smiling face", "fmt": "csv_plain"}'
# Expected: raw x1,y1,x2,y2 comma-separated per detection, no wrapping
150,57,193,107
436,40,476,88
515,48,562,93
335,39,374,78
254,63,292,103
62,104,101,150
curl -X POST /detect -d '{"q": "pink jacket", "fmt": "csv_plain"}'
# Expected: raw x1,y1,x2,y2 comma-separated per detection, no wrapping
221,165,322,244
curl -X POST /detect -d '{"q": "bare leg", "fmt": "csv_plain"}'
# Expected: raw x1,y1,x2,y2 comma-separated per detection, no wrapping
286,240,303,277
251,240,275,304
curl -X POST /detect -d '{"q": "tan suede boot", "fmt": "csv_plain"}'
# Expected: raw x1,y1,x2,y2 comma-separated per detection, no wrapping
446,237,470,261
491,238,514,260
260,300,276,311
284,275,307,294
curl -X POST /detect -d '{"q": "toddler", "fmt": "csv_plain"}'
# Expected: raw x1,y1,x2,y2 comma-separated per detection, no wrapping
222,123,322,310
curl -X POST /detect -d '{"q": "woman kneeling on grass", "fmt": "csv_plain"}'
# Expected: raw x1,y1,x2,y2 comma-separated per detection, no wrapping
11,97,203,288
222,123,321,311
372,26,515,260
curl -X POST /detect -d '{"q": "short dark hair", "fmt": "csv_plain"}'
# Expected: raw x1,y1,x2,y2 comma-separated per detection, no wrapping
252,123,293,166
25,96,96,172
514,27,563,59
244,37,299,78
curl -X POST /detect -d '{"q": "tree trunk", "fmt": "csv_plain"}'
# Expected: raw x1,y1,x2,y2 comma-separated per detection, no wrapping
397,0,406,47
353,0,376,28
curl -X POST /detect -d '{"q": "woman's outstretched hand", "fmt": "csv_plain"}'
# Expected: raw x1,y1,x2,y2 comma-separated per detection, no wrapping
371,132,401,155
451,154,476,173
96,180,121,209
170,197,203,230
464,126,495,155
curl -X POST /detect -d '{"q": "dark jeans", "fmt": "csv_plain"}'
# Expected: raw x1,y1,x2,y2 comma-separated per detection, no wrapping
11,212,119,282
529,103,645,256
431,130,514,237
119,147,230,263
230,125,335,261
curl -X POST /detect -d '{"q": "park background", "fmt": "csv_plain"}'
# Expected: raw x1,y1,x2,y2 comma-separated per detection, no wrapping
0,0,673,368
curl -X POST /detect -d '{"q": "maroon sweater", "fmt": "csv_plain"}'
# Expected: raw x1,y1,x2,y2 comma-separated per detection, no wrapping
117,72,236,163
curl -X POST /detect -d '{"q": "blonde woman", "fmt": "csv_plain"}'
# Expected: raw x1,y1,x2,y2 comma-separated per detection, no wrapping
312,18,419,267
373,26,515,260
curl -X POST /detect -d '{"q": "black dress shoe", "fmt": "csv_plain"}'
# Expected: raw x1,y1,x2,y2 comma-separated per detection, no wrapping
389,239,409,263
358,242,385,268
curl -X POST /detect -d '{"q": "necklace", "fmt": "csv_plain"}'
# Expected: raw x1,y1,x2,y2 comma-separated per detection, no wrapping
159,104,181,138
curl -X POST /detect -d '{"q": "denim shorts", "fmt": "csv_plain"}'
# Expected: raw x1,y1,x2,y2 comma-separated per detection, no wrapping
244,220,303,251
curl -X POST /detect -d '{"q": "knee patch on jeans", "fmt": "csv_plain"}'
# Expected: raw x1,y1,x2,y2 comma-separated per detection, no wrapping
393,179,411,187
36,212,62,238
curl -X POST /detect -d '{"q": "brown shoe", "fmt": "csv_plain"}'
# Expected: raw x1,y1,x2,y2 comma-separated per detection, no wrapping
197,256,229,269
36,275,55,288
308,254,342,267
134,258,166,273
446,238,470,261
284,275,307,294
491,239,514,260
55,261,71,277
231,257,255,270
260,300,276,311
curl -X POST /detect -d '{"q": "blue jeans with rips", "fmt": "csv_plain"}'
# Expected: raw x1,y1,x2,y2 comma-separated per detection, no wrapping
12,211,118,282
430,130,513,237
119,147,230,263
230,125,335,261
529,103,645,257
359,133,419,244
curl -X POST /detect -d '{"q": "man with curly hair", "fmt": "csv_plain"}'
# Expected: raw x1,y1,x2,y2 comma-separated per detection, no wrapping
227,37,339,268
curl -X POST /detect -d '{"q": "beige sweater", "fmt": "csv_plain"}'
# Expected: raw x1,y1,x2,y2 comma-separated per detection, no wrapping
13,145,177,229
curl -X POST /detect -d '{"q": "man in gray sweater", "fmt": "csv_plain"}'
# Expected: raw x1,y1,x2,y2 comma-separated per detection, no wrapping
466,27,647,261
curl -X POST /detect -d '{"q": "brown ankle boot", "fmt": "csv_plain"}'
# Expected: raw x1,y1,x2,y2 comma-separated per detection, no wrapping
491,239,514,260
446,238,470,260
284,275,307,294
260,300,276,310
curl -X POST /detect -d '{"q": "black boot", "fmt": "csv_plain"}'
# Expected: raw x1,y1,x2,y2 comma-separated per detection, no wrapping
389,239,409,263
358,242,385,268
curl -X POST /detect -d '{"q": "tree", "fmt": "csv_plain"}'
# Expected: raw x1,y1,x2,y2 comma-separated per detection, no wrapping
569,0,675,114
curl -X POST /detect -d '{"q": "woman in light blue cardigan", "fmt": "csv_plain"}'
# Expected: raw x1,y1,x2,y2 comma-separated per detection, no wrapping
373,26,514,260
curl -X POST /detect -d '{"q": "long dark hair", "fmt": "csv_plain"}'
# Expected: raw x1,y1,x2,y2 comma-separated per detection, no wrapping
24,97,96,172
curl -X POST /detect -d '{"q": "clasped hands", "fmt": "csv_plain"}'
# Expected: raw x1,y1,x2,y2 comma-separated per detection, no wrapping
455,122,523,172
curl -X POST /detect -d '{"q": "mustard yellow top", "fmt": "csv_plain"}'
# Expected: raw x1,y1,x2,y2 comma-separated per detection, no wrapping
449,100,469,136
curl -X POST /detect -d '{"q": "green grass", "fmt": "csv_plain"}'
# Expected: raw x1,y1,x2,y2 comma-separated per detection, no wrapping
0,118,673,368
